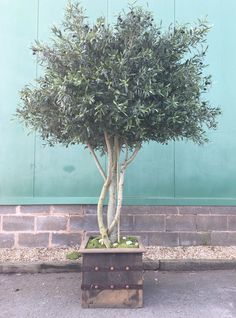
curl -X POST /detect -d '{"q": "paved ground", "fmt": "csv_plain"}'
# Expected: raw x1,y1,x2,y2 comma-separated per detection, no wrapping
0,270,236,318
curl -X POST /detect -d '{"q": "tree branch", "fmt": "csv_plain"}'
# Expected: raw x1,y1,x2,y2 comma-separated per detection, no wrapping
104,131,113,166
87,144,106,181
124,144,141,168
124,143,129,161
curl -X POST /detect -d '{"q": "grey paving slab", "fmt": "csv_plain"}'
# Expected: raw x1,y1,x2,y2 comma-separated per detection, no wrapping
0,270,236,318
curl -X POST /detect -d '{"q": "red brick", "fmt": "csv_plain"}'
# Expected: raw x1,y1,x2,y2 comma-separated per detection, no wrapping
18,233,49,247
3,216,34,231
37,216,67,231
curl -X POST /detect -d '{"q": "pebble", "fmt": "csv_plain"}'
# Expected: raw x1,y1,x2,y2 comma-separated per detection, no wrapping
0,246,236,263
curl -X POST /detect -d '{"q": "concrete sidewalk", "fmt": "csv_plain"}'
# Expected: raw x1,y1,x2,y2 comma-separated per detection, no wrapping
1,270,236,318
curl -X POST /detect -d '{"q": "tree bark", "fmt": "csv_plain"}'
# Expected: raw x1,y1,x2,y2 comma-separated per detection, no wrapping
96,131,113,248
108,144,140,236
97,175,111,248
90,133,140,247
107,168,117,243
107,136,120,243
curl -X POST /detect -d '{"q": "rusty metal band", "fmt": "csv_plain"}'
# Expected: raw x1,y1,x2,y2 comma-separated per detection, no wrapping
81,265,143,272
81,284,143,290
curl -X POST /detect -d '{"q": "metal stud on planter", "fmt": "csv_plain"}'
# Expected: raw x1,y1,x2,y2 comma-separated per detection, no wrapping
79,236,145,308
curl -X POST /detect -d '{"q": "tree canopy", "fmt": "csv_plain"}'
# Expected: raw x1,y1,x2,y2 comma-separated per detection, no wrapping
17,1,221,153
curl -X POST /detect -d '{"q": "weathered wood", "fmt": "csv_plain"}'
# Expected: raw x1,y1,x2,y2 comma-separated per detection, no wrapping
82,289,143,308
80,236,145,308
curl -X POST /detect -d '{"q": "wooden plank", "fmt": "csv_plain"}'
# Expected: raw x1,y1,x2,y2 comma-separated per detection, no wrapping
82,289,143,308
80,237,144,307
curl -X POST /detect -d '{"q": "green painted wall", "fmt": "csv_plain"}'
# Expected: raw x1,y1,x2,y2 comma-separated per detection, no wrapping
0,0,235,205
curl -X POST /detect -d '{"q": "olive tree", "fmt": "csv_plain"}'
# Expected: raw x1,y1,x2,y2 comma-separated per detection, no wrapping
17,1,221,247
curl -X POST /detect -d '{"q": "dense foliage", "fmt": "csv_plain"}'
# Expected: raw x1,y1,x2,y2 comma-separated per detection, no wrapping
17,1,221,153
17,1,221,246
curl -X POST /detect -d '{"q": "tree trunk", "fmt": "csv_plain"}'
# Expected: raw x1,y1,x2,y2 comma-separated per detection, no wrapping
90,132,140,248
107,167,118,243
97,176,111,248
108,144,140,237
108,164,125,236
96,131,114,248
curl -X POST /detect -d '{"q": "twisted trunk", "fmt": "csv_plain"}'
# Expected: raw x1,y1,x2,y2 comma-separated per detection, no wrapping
108,144,140,237
107,169,117,243
90,132,140,247
107,136,120,243
97,174,111,248
96,131,113,248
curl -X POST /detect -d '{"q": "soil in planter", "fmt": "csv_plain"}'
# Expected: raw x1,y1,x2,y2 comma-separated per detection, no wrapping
86,236,139,249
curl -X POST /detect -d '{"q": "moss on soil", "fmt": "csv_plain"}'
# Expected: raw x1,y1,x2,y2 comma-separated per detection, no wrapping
86,236,139,249
66,251,82,260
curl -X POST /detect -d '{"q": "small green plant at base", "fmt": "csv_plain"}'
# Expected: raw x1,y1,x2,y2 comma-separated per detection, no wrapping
66,251,82,260
201,236,210,246
86,236,139,249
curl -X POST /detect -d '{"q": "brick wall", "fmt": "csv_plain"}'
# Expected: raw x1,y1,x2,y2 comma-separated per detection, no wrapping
0,205,236,248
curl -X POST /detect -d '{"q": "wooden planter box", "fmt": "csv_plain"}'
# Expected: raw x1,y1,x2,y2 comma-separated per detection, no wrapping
79,236,145,308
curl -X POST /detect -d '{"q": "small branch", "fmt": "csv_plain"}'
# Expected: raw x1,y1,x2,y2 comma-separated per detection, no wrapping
124,144,141,168
87,144,106,181
104,131,112,160
104,131,114,180
124,143,129,161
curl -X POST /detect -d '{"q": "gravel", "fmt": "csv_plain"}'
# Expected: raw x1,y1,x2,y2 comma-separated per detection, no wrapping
1,246,236,263
145,246,236,260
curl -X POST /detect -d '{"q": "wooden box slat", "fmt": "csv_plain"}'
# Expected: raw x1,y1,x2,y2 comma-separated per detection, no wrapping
80,237,144,308
82,289,143,308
